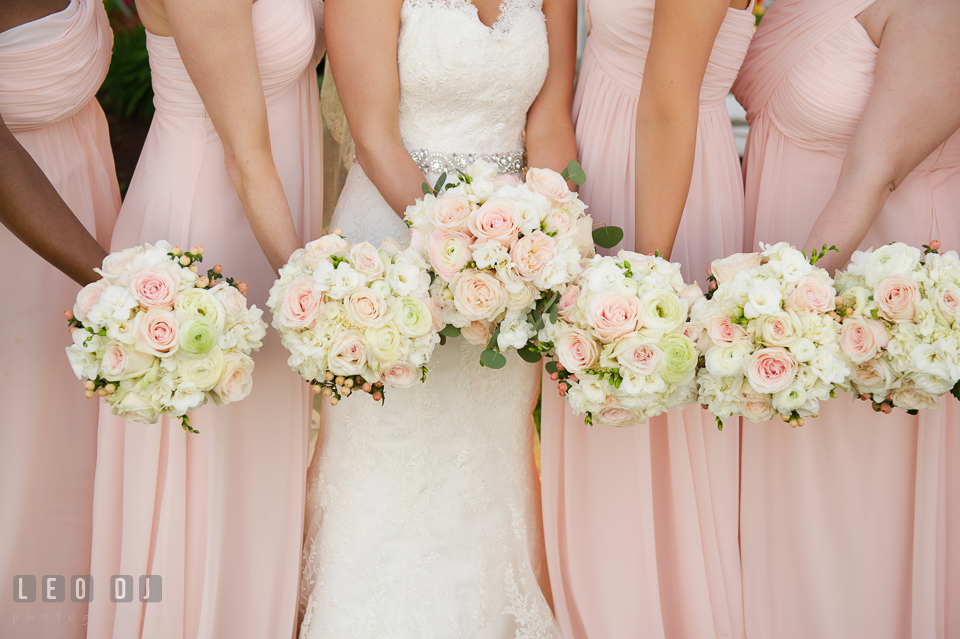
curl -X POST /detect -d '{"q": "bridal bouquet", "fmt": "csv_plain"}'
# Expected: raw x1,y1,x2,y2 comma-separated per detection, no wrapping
693,242,850,427
268,232,439,405
65,241,267,432
833,240,960,414
405,160,622,369
540,251,702,427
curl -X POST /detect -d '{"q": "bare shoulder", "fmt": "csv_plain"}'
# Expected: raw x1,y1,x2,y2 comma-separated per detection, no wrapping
858,0,960,49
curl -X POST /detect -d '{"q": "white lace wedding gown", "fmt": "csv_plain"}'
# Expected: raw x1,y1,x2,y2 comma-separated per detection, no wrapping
298,1,563,638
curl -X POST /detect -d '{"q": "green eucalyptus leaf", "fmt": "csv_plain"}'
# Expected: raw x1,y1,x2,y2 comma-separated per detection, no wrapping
545,360,558,374
422,182,431,196
517,346,542,363
560,160,586,185
439,324,461,338
592,225,624,250
480,349,507,369
433,172,447,195
549,304,558,325
486,327,501,351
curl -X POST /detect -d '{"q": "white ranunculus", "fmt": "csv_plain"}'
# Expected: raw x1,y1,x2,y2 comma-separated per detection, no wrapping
861,243,922,287
772,382,807,413
705,343,750,377
789,337,817,362
178,347,225,392
743,282,783,319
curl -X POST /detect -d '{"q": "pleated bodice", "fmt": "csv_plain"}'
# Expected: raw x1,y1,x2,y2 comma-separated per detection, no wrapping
146,0,317,118
585,0,755,110
0,0,112,131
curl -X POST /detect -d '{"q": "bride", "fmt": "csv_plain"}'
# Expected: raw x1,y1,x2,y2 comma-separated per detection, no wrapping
298,0,577,636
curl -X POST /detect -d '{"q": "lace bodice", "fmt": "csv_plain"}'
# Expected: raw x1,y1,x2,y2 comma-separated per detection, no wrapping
397,0,549,155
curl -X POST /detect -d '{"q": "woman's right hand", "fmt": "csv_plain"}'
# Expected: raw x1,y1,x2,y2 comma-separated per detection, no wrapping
325,0,426,218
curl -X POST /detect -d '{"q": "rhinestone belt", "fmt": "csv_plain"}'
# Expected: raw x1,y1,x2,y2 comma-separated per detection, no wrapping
408,149,526,176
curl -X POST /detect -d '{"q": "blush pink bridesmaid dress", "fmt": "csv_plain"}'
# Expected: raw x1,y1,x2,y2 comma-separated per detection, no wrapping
0,2,119,637
539,1,754,637
85,0,323,637
733,1,960,637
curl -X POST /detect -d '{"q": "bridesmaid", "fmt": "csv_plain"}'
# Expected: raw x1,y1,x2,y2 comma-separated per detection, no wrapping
85,0,323,637
539,1,754,637
0,3,119,637
733,0,960,637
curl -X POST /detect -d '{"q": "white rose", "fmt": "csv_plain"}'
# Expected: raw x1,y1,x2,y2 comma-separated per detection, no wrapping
348,242,386,282
705,343,750,377
862,243,922,288
110,388,162,424
505,280,539,312
741,392,777,423
211,352,255,406
578,374,607,405
743,282,783,319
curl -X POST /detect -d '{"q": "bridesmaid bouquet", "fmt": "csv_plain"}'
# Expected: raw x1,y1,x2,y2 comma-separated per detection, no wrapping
268,232,439,405
65,241,267,432
693,242,850,428
405,160,621,369
833,241,960,414
540,251,702,427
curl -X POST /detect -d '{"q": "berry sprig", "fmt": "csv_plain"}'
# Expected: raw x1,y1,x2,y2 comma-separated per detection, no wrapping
312,372,385,406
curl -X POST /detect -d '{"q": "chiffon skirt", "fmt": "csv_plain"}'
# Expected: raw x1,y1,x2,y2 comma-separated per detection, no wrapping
0,99,120,639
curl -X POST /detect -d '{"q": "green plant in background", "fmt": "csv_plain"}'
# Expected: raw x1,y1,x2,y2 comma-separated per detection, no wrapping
98,0,155,122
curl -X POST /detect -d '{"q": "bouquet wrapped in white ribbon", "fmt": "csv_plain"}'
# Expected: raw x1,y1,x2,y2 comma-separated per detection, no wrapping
540,251,702,427
693,242,849,427
268,232,440,405
404,160,620,368
834,240,960,414
65,241,266,432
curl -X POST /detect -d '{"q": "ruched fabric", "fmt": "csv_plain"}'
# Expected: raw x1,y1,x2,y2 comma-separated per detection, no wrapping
734,1,960,637
85,0,323,637
539,2,753,638
0,2,120,637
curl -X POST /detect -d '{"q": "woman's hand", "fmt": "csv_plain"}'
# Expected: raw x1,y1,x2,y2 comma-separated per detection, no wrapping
633,0,737,258
144,0,303,273
804,0,960,274
0,115,107,286
325,0,425,217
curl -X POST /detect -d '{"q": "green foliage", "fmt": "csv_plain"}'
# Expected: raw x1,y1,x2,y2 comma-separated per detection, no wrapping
805,243,839,265
593,224,624,250
479,349,507,369
98,24,155,122
560,160,586,185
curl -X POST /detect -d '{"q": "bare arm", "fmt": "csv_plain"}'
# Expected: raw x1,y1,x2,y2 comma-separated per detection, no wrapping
805,0,960,273
525,0,578,176
0,115,106,286
633,0,732,257
325,0,424,217
146,0,302,272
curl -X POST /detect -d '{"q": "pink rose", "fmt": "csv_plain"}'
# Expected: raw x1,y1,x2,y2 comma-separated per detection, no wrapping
557,286,581,323
100,342,156,381
612,337,664,376
890,381,941,411
785,276,836,314
128,266,179,309
875,275,921,323
543,208,578,238
711,253,762,284
381,361,420,389
210,283,248,321
279,277,324,329
555,327,600,373
432,194,474,231
345,288,388,328
134,308,180,357
707,315,748,347
741,392,777,423
510,231,556,281
744,347,798,394
851,358,898,395
594,399,640,427
305,234,348,260
525,167,575,204
74,280,108,322
97,246,142,280
428,229,473,280
452,269,507,321
934,282,960,320
379,236,403,256
585,291,644,342
348,242,386,281
491,175,520,188
839,316,890,363
679,283,705,309
327,330,368,377
681,322,708,354
421,295,445,332
212,352,255,406
461,320,493,347
468,199,523,246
